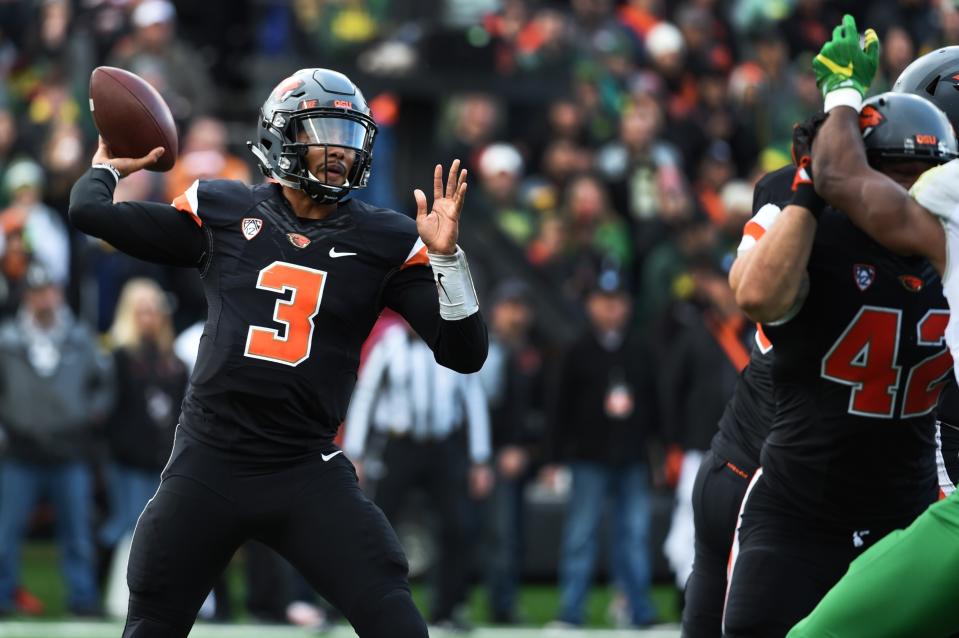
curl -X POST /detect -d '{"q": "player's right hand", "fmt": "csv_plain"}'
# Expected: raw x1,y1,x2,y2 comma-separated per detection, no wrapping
92,136,165,177
813,15,879,99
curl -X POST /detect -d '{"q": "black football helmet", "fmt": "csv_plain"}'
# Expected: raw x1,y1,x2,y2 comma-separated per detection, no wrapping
249,69,377,203
894,46,959,131
859,92,957,166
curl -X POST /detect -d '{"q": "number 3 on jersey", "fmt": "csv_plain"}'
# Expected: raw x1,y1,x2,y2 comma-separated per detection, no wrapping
821,306,952,418
244,262,327,366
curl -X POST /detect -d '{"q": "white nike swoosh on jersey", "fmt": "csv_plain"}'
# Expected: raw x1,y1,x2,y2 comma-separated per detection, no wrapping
329,248,357,258
321,450,343,462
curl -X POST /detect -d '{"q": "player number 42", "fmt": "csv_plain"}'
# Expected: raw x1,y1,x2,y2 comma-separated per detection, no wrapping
244,261,327,366
821,306,952,418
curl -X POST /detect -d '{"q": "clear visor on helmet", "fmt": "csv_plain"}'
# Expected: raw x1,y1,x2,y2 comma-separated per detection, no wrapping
293,115,369,150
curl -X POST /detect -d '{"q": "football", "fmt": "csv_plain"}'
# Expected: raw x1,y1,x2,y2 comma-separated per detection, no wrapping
89,66,178,172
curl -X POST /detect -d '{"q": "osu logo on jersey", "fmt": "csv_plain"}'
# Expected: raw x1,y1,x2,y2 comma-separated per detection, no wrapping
899,274,924,292
854,264,876,291
242,218,263,241
287,233,311,249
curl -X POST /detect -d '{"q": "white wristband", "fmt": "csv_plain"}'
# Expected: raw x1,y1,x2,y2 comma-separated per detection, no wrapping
92,163,121,185
823,88,863,113
428,247,480,320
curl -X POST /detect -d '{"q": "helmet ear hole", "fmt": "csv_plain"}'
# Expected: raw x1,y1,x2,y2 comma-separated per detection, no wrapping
261,138,273,151
926,76,940,96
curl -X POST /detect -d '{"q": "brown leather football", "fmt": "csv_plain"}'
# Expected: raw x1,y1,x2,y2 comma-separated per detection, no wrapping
89,66,178,172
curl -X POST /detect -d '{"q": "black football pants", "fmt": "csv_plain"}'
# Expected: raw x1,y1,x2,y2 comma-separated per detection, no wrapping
721,471,928,638
682,450,754,638
122,429,427,638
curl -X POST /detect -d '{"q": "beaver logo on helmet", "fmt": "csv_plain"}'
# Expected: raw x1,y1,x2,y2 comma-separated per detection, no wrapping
860,105,885,137
270,77,304,104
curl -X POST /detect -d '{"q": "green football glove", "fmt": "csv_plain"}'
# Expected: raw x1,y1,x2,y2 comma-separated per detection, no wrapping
813,14,879,111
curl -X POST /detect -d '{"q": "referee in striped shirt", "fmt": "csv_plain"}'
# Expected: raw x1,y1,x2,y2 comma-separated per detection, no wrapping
344,321,493,629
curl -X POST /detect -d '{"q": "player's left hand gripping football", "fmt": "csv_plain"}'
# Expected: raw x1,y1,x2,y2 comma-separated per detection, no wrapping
813,15,879,109
92,136,165,177
414,160,468,256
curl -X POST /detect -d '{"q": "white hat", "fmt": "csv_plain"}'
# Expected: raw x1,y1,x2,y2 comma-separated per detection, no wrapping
132,0,175,28
479,143,523,177
646,22,684,58
3,159,44,193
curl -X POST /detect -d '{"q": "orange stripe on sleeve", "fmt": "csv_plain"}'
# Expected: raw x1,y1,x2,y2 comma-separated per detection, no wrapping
742,220,765,242
401,245,429,270
172,194,202,227
171,180,202,227
755,324,773,354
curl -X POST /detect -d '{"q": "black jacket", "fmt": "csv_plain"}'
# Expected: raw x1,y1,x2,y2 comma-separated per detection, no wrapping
107,344,187,471
548,330,659,465
661,304,752,451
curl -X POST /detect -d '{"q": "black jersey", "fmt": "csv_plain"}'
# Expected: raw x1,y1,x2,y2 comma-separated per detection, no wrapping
68,169,487,461
712,344,774,473
711,167,791,472
762,206,952,525
175,178,471,456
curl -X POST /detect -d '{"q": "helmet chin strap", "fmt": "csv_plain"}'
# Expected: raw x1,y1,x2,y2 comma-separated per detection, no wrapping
304,170,350,203
307,170,350,188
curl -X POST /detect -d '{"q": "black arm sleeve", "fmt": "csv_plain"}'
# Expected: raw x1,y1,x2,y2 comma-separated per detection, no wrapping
381,265,488,374
68,168,208,268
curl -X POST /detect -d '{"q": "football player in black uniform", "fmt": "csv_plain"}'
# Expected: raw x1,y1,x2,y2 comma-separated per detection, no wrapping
688,43,959,638
722,46,957,636
783,32,959,635
681,119,819,637
68,68,487,638
681,168,784,638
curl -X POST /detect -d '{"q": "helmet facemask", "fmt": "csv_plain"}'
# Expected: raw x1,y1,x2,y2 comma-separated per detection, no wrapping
272,111,376,203
250,69,378,203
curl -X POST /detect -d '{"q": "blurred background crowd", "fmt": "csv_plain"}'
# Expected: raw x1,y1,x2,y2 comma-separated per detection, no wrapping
0,0,955,630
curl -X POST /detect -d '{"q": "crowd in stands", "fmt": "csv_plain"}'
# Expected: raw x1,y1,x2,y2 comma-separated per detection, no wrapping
0,0,955,628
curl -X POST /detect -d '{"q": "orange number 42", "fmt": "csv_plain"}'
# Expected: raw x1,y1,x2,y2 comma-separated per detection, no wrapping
244,261,327,366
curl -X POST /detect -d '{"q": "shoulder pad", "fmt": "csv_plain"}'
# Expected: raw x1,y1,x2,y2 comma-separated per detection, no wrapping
172,179,256,228
349,200,426,268
753,166,794,213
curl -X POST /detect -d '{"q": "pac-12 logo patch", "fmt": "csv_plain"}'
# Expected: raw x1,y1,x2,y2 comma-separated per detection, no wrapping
287,233,311,249
854,264,876,291
241,217,263,240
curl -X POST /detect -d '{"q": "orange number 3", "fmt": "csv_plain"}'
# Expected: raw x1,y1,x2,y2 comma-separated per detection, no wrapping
244,261,327,366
